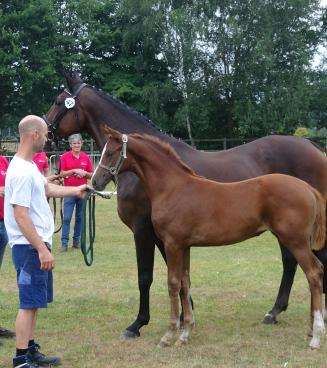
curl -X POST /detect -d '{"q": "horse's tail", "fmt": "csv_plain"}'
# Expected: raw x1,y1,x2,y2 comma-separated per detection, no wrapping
311,188,326,251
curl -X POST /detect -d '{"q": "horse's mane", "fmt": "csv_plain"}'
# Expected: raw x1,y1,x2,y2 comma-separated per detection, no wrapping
93,88,164,133
133,134,197,176
66,76,190,147
308,138,325,153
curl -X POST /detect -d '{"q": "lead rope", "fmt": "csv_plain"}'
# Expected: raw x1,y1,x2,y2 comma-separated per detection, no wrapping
52,145,63,234
81,188,114,266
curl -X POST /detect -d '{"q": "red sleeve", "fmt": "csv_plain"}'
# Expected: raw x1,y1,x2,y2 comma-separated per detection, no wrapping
86,154,93,172
60,154,67,171
3,157,9,169
43,152,49,169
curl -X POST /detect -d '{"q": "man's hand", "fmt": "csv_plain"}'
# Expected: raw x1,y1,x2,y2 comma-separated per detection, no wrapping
74,184,92,199
0,186,4,197
39,246,55,271
47,175,63,185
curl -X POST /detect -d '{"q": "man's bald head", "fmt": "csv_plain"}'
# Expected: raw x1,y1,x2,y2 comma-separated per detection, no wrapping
18,115,47,135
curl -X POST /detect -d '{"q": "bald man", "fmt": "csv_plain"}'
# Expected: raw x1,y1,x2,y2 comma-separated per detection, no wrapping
4,115,90,368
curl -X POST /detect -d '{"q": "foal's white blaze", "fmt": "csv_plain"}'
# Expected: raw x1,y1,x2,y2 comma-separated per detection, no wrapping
310,310,325,349
91,142,107,183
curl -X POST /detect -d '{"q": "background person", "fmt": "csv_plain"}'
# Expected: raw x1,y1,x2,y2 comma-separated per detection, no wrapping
4,115,89,368
32,151,50,177
59,134,93,251
0,155,15,341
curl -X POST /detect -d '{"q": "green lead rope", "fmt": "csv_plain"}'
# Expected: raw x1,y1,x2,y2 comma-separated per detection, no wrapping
81,194,96,266
80,189,114,266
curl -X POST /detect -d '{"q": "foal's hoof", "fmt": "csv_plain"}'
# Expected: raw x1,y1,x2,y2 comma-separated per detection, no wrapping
323,309,327,322
309,339,320,350
121,329,140,340
262,313,277,325
157,339,171,348
175,338,188,346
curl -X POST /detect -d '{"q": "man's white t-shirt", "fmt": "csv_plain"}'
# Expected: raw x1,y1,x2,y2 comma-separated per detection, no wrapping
4,155,54,247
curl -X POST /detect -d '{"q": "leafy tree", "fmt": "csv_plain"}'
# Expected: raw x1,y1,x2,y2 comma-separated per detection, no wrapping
0,0,326,142
201,0,323,137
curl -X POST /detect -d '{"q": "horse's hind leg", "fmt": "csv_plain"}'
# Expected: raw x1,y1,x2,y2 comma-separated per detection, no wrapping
263,243,298,324
159,246,185,348
314,247,327,321
176,247,194,345
291,247,324,349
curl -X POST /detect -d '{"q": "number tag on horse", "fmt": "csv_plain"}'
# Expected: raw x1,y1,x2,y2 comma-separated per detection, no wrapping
65,97,75,109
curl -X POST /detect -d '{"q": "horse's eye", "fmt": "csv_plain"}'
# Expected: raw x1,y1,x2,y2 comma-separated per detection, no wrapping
55,97,62,105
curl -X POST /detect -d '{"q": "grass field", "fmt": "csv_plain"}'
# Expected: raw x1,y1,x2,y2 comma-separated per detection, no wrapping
1,196,327,367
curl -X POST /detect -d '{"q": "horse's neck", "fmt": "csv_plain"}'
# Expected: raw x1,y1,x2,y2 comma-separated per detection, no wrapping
127,138,192,200
85,91,195,155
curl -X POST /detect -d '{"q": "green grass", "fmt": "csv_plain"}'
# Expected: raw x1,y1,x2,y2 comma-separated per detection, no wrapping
0,196,326,367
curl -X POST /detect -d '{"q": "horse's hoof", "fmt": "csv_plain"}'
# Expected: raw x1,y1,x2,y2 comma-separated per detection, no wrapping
121,329,140,340
309,337,320,350
262,313,277,324
323,309,327,322
157,339,171,348
175,338,188,346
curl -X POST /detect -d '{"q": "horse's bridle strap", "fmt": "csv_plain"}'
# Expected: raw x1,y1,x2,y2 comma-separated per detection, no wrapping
64,83,87,99
100,134,128,175
44,83,88,137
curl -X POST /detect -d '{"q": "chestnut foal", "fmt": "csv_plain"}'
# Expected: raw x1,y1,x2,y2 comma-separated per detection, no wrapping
92,127,326,349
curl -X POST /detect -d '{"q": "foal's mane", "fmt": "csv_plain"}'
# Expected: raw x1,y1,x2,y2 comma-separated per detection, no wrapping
133,134,197,176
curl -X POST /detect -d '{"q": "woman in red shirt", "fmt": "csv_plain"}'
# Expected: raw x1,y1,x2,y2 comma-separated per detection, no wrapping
59,134,93,251
32,151,50,177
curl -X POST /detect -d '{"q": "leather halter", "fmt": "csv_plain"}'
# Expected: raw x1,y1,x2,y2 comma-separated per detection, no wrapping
98,134,128,176
43,83,87,142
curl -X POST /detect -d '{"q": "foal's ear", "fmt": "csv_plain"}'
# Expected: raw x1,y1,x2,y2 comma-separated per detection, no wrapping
103,126,121,141
103,126,113,136
107,133,122,151
103,126,122,149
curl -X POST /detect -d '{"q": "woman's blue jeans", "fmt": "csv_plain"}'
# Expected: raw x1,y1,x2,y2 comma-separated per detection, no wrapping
0,220,8,269
61,196,84,247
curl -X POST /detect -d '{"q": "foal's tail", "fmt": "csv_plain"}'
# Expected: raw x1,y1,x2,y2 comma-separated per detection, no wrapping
311,189,326,251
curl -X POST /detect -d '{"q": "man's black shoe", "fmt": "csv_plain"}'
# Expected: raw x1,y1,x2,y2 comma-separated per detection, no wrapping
72,241,80,249
29,344,61,366
0,326,15,338
13,353,39,368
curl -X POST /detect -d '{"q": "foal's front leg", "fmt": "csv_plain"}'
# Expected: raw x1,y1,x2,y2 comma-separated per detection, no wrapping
158,247,184,348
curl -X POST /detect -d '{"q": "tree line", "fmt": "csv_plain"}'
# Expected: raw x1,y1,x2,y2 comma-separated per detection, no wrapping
0,0,326,142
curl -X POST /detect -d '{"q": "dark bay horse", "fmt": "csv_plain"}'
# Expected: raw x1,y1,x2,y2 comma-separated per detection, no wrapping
92,128,326,349
44,73,327,339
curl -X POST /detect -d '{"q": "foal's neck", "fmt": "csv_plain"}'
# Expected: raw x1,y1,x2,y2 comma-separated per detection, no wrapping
127,138,193,200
